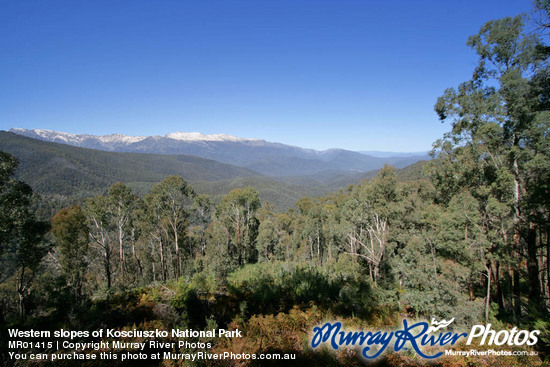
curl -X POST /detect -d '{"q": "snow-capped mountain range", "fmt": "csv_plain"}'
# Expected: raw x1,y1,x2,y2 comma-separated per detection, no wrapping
9,128,258,148
8,128,429,177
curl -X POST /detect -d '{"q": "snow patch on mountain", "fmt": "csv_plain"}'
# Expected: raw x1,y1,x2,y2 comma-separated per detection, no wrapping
10,128,258,144
165,132,259,142
98,133,147,144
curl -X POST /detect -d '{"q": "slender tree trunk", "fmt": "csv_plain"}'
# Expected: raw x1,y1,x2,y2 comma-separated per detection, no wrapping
317,232,321,265
105,250,112,289
151,241,156,283
513,266,521,321
505,266,513,312
128,228,142,277
237,216,242,265
17,267,25,322
485,264,491,324
132,242,143,277
369,265,374,285
309,237,313,263
174,223,180,278
527,222,541,310
224,227,231,257
119,225,125,286
511,150,523,320
91,218,112,289
159,239,166,282
494,261,504,310
537,228,546,308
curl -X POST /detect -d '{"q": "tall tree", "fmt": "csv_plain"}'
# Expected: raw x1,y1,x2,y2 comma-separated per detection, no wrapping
215,187,260,265
145,176,194,279
0,152,48,321
433,14,549,315
107,183,140,286
51,205,89,303
343,166,399,285
189,194,213,257
84,195,114,289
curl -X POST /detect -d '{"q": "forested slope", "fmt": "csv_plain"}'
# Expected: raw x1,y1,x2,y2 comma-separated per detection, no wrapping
0,131,262,197
0,131,426,212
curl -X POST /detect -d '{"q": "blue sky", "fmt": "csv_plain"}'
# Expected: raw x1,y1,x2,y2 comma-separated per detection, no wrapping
0,0,534,151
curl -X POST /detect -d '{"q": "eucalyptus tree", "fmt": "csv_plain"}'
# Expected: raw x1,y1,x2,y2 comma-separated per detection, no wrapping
0,152,48,321
432,14,549,315
189,194,213,257
84,183,141,289
256,218,277,262
342,166,399,285
51,205,89,303
0,153,38,255
84,195,114,289
215,187,260,266
296,196,325,265
533,0,550,31
107,183,141,284
145,176,194,279
138,196,167,282
274,213,294,261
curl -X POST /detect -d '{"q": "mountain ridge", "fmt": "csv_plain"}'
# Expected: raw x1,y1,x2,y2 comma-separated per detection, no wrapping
0,131,262,194
0,131,429,212
0,132,324,212
9,128,430,177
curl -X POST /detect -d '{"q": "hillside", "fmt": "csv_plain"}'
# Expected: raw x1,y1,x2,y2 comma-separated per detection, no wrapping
0,131,261,195
0,132,429,212
11,128,430,177
0,132,328,211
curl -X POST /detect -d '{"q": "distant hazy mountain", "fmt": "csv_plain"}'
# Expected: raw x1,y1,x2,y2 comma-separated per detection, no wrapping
9,128,430,177
0,131,261,194
0,131,430,212
0,132,329,212
359,151,429,158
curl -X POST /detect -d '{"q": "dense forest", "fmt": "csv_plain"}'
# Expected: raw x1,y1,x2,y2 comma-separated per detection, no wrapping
1,4,549,366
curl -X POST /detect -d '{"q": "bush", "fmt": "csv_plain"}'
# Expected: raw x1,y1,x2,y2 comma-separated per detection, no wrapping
226,261,378,319
170,279,205,329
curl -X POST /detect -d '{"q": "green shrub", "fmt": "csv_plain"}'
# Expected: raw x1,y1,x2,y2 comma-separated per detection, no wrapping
226,261,377,319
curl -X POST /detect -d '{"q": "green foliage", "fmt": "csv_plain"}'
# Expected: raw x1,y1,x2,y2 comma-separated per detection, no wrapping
0,132,259,197
51,205,89,302
0,131,431,214
0,152,49,324
147,176,194,279
1,7,549,365
0,152,38,255
170,279,205,329
393,233,485,326
432,9,550,319
170,280,197,312
226,260,379,319
214,187,261,266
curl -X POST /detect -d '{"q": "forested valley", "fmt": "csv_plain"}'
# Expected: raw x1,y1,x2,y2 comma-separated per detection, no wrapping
1,5,549,366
